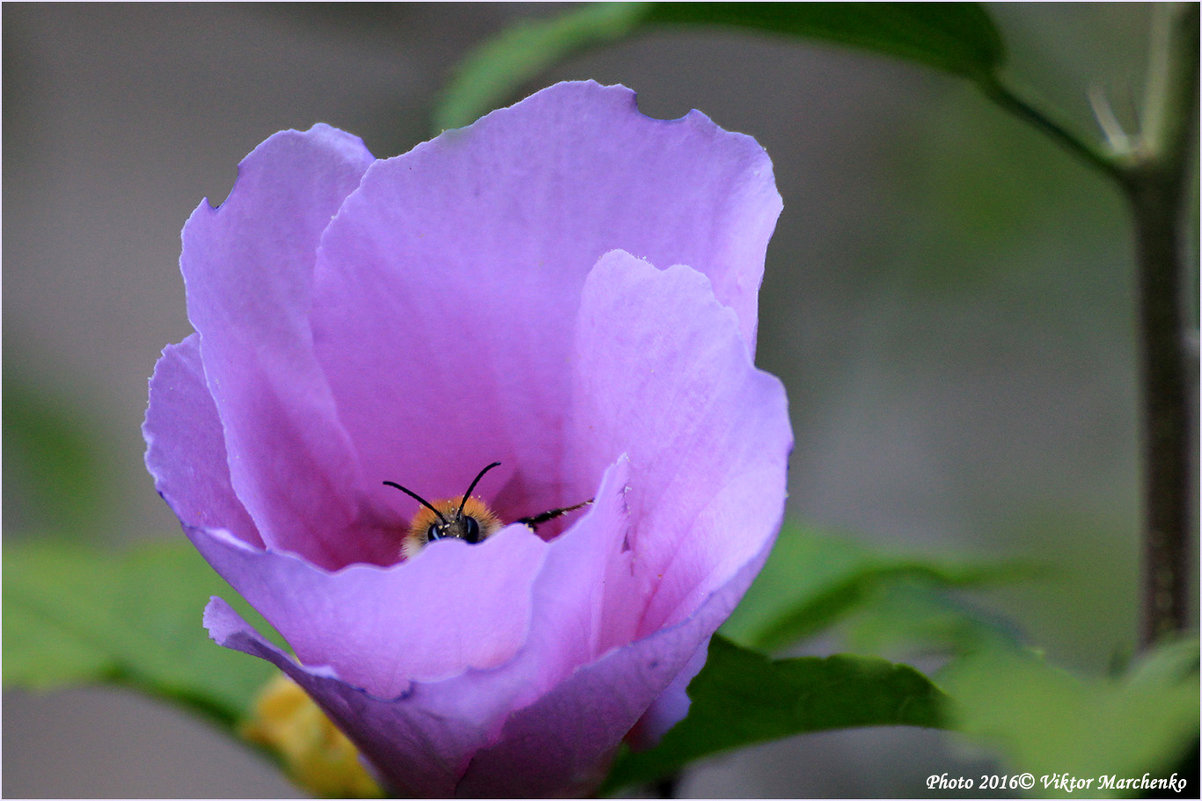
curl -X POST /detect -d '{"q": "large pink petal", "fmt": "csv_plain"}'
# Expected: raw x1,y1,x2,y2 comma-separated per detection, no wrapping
180,124,392,568
205,520,770,798
187,521,546,697
204,598,492,798
191,458,632,699
143,334,260,548
309,81,781,527
568,250,792,637
454,458,641,702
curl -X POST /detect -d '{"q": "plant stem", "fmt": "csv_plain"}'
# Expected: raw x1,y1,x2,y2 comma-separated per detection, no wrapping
1124,2,1198,648
1129,170,1193,648
980,4,1198,649
976,77,1121,182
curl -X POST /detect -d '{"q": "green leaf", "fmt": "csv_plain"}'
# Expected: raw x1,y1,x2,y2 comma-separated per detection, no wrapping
721,524,1035,652
839,580,1022,658
602,635,948,792
432,3,646,132
645,3,1003,79
434,3,1004,132
940,638,1199,797
2,374,113,532
3,538,279,727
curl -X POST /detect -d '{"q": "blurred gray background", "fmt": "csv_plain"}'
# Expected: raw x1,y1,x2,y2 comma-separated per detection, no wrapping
3,3,1188,797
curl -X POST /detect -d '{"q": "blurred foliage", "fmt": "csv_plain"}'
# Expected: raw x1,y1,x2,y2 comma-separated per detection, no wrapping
3,538,280,728
721,524,1034,654
877,77,1129,296
839,580,1023,661
940,637,1199,798
434,2,1003,131
602,635,949,793
433,3,644,133
665,522,1197,796
3,373,114,533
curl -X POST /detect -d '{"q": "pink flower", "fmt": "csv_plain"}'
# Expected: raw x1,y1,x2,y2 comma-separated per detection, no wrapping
144,81,790,796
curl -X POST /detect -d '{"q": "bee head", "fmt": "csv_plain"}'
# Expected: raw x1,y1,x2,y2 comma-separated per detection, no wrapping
385,462,503,558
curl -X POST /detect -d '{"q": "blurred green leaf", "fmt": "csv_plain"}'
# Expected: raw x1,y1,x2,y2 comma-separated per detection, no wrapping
434,2,1004,131
840,580,1023,659
940,638,1199,797
3,538,279,727
433,3,645,132
3,376,112,532
721,524,1035,652
646,3,1004,77
602,635,948,792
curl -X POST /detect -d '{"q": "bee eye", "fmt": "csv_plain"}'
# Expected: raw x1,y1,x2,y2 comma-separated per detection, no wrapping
462,516,481,544
426,524,444,542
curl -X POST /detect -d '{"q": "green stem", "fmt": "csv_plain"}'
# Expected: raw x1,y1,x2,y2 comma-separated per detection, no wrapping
976,76,1121,183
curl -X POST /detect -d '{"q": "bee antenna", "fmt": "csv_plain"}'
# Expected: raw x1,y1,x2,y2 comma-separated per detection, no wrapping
383,480,448,524
457,461,502,519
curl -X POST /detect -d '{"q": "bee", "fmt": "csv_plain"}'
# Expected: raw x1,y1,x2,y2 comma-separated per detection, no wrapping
384,461,592,559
